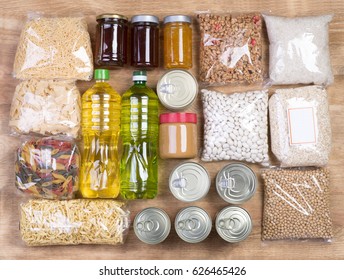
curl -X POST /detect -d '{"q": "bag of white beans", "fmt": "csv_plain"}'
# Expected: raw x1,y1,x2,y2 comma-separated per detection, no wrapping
269,85,331,167
201,88,269,165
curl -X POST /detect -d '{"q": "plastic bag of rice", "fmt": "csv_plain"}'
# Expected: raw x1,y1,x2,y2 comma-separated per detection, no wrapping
269,85,332,167
13,16,93,80
263,14,333,85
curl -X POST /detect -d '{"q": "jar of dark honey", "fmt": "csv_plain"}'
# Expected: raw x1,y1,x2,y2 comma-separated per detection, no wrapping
95,14,128,68
130,15,159,68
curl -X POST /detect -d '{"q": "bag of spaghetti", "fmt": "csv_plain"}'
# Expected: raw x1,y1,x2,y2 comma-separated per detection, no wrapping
20,199,130,246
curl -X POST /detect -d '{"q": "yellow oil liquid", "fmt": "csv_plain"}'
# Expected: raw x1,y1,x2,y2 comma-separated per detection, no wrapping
80,81,121,198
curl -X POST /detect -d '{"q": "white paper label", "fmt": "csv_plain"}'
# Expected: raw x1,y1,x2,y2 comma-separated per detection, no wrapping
287,107,317,145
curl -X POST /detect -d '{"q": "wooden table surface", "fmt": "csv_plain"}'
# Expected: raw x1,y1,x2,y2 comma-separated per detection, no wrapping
1,0,344,260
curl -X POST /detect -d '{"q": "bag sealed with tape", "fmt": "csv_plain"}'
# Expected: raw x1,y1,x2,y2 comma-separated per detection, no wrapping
20,199,130,246
201,88,269,165
197,13,263,86
15,137,80,200
13,15,93,80
261,167,333,241
269,85,331,167
9,79,81,138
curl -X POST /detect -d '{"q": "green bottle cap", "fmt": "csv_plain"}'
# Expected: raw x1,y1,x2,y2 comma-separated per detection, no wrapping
133,70,147,81
94,69,109,80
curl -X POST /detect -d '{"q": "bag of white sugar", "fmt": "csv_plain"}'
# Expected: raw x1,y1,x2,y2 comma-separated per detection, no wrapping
13,15,93,80
269,85,332,167
201,89,269,165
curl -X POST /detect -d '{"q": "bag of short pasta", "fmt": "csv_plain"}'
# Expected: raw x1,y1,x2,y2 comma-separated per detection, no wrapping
20,199,130,246
9,79,81,138
13,15,93,80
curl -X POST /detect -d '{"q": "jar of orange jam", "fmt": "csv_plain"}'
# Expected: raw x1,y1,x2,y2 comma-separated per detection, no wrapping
163,15,192,69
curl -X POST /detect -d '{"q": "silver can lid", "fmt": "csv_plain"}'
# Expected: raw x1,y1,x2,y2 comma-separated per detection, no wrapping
163,15,192,24
157,70,198,111
169,162,210,202
175,206,212,243
215,206,252,243
134,207,171,244
216,163,257,204
131,15,159,24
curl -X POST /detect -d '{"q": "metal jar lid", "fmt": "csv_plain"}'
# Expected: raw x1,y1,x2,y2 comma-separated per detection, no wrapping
215,206,252,243
175,206,212,243
216,163,257,204
157,70,198,111
96,14,128,21
131,15,159,24
134,207,171,244
163,15,192,24
169,162,210,202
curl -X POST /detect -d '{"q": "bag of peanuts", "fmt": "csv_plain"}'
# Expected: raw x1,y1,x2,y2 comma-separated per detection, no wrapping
197,13,264,86
13,14,93,80
9,79,81,138
201,88,269,165
261,167,333,242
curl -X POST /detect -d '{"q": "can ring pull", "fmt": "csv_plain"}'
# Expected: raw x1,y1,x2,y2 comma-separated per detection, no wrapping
159,83,179,95
219,172,235,190
177,218,200,231
136,219,155,232
172,172,188,188
217,217,240,230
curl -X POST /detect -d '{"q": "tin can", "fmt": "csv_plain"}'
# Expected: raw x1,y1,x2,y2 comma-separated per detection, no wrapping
216,163,257,204
157,70,198,111
215,206,252,243
175,206,212,243
134,207,171,244
169,162,210,202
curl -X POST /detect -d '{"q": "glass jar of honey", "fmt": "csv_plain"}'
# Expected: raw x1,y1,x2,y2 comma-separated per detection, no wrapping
159,113,197,159
95,14,128,68
163,15,192,69
131,15,160,68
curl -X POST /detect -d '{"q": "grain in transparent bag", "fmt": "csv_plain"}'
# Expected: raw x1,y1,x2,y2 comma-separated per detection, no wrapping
13,14,93,80
261,167,333,242
263,14,333,86
269,85,331,167
9,79,81,138
197,12,264,86
19,199,130,246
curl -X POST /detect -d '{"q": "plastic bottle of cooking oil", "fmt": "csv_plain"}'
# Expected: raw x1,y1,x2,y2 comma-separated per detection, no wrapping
80,69,121,198
120,70,159,199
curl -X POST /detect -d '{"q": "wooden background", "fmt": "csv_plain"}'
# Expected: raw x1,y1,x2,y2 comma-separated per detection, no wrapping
1,0,344,260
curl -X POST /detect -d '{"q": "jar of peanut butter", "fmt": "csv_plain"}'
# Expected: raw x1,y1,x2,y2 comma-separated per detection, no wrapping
159,113,197,159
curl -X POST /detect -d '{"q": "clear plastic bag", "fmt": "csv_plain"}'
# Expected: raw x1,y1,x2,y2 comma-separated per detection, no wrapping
9,79,81,138
269,85,331,167
263,14,333,86
20,199,130,246
261,167,333,241
197,13,264,86
13,15,93,80
15,137,80,200
201,89,269,165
